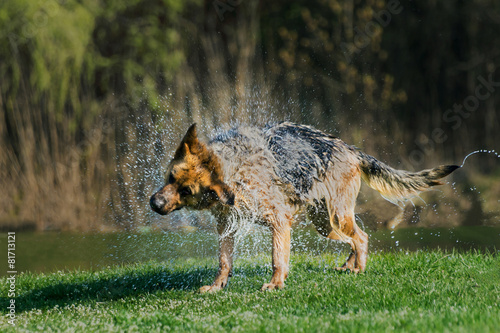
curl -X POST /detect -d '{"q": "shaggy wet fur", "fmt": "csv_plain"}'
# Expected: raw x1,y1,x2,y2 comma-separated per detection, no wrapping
150,122,459,292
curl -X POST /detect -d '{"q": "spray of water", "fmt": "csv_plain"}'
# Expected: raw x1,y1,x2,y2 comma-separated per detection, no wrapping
460,149,499,168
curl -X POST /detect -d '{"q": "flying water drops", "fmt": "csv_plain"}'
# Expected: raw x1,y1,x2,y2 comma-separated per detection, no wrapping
460,149,499,168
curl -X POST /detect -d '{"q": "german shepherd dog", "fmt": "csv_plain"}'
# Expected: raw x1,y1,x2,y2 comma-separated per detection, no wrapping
150,122,458,292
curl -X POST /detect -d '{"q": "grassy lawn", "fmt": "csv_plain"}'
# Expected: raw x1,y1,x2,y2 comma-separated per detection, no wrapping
1,251,499,332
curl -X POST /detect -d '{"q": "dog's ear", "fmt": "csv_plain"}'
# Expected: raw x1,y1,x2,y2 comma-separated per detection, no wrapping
210,182,235,206
182,123,198,147
174,124,198,159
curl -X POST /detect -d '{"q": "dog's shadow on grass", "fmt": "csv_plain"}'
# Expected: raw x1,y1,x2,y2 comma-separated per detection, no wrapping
1,264,249,313
0,263,343,313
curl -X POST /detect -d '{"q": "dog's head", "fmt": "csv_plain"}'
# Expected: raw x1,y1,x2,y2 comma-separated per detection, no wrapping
150,124,235,215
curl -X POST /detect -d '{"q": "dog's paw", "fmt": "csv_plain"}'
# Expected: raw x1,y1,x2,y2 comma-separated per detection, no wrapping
199,285,222,293
261,282,284,291
334,266,360,274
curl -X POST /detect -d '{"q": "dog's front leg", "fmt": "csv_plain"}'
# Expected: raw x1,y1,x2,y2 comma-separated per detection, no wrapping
199,220,234,293
261,223,291,291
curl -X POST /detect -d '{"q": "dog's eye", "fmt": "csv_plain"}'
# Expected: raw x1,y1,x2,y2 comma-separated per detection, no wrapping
179,187,192,196
168,173,175,184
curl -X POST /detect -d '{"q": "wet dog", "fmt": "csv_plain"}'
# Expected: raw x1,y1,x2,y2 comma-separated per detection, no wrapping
150,123,458,292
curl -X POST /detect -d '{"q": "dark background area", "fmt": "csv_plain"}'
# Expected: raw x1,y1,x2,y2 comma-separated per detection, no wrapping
1,0,499,232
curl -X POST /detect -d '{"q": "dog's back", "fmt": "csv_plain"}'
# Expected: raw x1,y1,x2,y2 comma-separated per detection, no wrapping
209,122,359,204
264,122,357,200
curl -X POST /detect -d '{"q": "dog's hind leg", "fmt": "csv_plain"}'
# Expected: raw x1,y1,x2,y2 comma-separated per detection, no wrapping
329,212,368,273
324,168,368,272
310,198,368,272
353,224,368,271
200,219,235,293
310,203,357,271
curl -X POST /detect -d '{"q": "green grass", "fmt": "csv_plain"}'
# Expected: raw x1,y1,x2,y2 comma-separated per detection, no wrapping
1,251,499,332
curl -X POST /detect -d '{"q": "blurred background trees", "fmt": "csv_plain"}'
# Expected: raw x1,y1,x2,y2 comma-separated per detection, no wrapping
1,0,499,231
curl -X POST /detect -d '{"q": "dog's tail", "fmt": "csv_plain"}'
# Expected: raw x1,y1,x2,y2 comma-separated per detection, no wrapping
358,152,460,206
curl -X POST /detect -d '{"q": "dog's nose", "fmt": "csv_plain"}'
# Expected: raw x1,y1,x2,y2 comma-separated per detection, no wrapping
150,194,165,213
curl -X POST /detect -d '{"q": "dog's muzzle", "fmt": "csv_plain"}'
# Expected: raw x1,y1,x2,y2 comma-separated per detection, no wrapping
150,193,168,215
150,189,182,215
